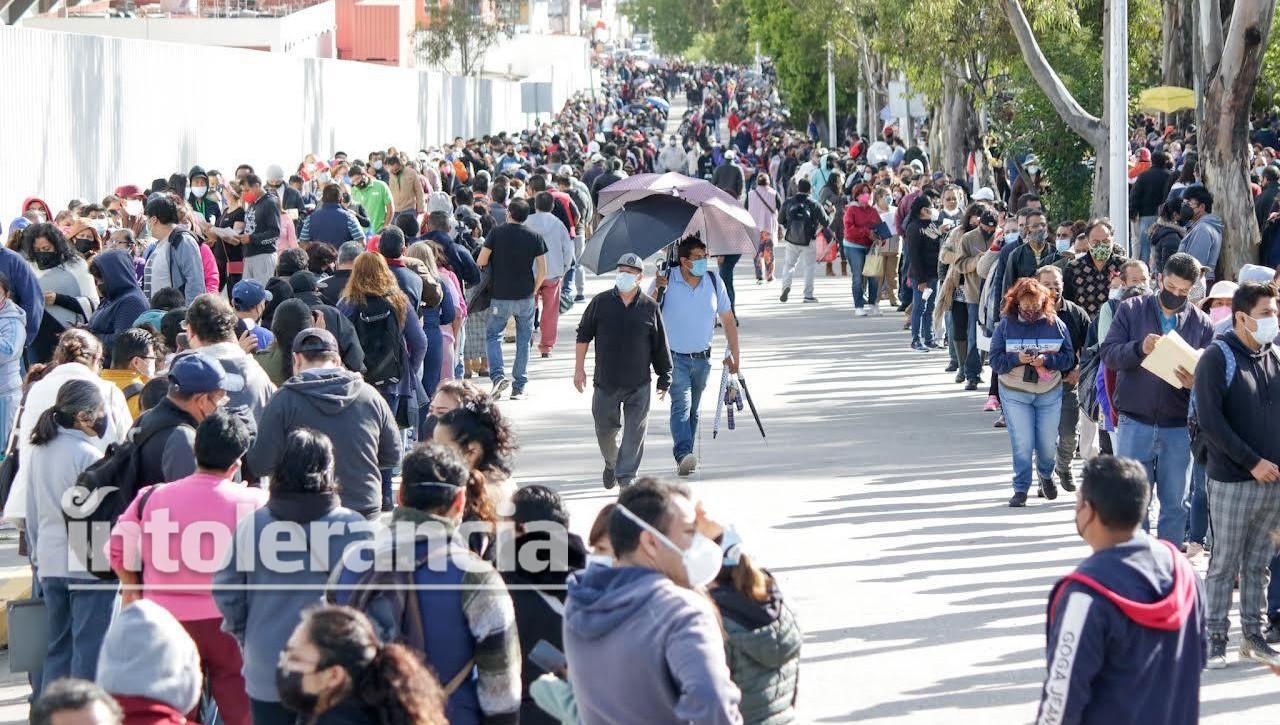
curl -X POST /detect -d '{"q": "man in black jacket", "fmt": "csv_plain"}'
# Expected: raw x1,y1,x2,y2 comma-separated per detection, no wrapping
574,253,671,489
1129,151,1173,261
777,179,829,303
1256,165,1280,232
1003,209,1058,296
1192,282,1280,668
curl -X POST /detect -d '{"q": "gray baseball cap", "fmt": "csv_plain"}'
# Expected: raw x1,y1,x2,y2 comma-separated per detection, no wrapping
617,253,645,271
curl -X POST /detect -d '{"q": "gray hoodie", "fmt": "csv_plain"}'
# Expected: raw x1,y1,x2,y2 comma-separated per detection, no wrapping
564,566,743,725
96,599,202,714
1178,213,1223,277
198,340,276,424
245,367,399,515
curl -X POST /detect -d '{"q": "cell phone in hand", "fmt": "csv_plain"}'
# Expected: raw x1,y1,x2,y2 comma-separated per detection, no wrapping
528,640,567,675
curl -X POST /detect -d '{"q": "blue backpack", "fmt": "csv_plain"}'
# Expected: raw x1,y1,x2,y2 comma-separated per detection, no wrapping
1188,339,1237,465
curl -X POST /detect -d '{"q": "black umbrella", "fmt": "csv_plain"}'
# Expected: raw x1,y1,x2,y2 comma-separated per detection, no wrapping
580,194,696,273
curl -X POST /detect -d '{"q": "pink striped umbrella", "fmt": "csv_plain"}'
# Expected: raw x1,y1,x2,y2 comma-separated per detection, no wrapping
596,172,757,256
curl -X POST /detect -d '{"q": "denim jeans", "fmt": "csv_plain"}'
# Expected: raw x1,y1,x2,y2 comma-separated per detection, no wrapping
41,576,116,690
842,244,879,310
486,297,535,389
963,302,982,383
717,255,741,313
910,285,937,345
897,251,912,309
945,311,959,366
1113,415,1191,542
1186,461,1209,545
999,384,1063,493
669,354,712,461
1136,215,1156,264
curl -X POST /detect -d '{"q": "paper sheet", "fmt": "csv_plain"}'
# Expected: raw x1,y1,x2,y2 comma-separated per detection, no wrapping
1140,329,1203,389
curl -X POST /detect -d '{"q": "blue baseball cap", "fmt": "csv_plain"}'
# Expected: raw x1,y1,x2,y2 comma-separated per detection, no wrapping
231,279,272,311
167,353,244,394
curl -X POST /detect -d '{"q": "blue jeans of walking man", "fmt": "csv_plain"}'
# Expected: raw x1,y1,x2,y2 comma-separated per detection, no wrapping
1000,385,1063,493
669,354,711,461
486,297,535,390
1113,415,1192,542
911,285,937,346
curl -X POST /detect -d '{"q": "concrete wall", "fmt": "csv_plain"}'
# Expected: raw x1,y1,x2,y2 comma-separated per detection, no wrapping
0,26,590,225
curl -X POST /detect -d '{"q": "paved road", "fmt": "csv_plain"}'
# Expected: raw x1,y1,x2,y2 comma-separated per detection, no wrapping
2,249,1276,720
503,267,1280,723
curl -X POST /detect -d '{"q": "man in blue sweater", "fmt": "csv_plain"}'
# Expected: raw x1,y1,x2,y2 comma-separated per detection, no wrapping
1037,455,1205,725
1100,253,1215,542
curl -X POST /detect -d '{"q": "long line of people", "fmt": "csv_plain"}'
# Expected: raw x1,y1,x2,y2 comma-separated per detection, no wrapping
6,55,803,725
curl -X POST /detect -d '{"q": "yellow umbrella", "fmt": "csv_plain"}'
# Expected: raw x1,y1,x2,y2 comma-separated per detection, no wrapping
1138,86,1197,113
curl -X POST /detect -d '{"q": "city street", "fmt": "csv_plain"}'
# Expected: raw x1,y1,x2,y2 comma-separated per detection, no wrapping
501,267,1280,723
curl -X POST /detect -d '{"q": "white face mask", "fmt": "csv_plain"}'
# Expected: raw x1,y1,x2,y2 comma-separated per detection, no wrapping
190,185,207,198
929,208,940,222
1249,314,1280,345
1108,287,1123,301
615,271,638,293
89,218,109,235
614,505,722,588
124,199,143,217
318,172,331,184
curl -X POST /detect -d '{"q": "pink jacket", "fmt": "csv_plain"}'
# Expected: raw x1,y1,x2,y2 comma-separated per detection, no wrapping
198,242,220,293
108,472,266,621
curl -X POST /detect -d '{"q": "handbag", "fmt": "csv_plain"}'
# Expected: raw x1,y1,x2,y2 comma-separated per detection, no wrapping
862,251,884,278
7,596,48,672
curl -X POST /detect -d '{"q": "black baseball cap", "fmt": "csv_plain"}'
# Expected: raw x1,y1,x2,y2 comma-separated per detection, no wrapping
292,327,339,354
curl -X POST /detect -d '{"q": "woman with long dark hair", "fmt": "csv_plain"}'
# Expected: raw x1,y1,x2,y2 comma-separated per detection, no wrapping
21,222,99,361
903,194,943,351
215,429,373,725
276,605,447,725
27,379,114,689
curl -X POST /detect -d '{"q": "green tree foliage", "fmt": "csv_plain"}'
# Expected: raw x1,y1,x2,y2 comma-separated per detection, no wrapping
742,0,858,117
415,0,498,77
619,0,718,54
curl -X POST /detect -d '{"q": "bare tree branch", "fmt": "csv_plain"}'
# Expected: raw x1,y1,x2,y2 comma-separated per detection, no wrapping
997,0,1105,148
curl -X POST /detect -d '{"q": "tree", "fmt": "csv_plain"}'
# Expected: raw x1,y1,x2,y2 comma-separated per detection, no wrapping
1198,0,1279,272
998,0,1110,214
414,1,499,77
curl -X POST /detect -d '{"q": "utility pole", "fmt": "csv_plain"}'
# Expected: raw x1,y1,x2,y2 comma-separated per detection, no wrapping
827,41,837,147
1109,0,1129,256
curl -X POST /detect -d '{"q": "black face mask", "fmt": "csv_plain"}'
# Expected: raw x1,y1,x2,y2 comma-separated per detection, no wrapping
1178,203,1195,224
33,251,60,270
421,415,438,441
75,239,96,256
92,415,108,439
1159,288,1188,313
276,667,321,716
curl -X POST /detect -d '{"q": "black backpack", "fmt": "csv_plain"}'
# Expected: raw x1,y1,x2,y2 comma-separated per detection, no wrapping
352,296,404,388
785,199,812,245
64,420,192,580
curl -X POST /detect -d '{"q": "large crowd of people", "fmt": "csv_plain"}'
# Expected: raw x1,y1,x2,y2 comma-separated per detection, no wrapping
6,40,1280,725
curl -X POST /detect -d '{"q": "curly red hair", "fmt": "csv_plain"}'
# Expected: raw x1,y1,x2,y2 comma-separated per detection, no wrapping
1002,277,1057,322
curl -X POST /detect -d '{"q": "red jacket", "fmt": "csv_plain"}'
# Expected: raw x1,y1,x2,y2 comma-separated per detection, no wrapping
843,203,882,248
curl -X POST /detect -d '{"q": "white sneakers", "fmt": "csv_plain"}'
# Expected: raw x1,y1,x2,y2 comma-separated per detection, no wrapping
854,308,868,317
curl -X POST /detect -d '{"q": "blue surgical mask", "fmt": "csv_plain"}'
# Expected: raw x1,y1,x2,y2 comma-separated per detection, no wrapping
1055,238,1071,253
615,272,638,292
690,258,708,276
